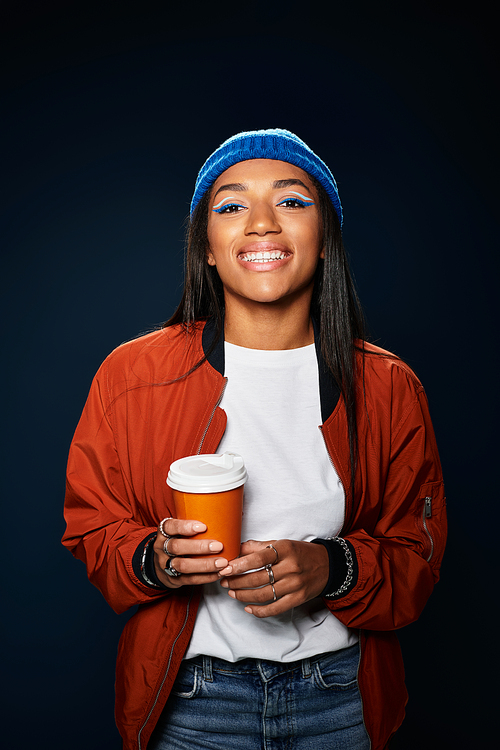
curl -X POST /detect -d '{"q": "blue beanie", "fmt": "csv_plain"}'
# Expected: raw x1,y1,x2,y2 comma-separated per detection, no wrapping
190,128,343,226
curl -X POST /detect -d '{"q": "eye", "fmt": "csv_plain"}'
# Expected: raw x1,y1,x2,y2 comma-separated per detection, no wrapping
212,203,246,214
276,194,315,209
277,198,308,208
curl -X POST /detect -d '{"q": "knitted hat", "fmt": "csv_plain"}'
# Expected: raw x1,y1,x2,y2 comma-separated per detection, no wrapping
190,128,343,226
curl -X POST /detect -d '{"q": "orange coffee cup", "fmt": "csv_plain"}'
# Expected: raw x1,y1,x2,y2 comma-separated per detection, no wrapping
166,452,247,561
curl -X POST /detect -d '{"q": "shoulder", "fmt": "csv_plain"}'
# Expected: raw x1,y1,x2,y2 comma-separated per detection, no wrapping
357,341,423,390
98,323,206,385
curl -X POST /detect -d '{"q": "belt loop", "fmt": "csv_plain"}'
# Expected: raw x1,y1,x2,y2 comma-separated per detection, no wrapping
202,655,213,682
301,657,312,679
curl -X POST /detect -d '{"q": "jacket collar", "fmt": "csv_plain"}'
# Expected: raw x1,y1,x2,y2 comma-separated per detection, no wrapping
202,315,340,424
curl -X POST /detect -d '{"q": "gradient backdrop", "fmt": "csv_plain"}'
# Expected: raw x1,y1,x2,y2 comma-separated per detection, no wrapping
1,2,498,748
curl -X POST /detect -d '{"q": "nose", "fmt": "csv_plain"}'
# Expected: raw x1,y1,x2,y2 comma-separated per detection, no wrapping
244,202,281,236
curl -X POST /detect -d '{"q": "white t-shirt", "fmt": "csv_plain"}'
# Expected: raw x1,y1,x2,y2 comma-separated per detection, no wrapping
185,342,357,662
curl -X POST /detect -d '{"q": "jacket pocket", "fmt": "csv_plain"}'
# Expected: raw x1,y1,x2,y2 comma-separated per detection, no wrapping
415,480,447,574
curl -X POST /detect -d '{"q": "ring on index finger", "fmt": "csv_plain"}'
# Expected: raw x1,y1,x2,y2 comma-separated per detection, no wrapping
266,544,279,564
158,517,174,538
265,563,275,584
270,583,278,602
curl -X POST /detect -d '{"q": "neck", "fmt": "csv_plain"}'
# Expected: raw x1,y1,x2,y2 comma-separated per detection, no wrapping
223,296,314,350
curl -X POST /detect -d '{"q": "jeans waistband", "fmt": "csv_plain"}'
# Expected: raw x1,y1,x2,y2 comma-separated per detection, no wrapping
184,645,359,683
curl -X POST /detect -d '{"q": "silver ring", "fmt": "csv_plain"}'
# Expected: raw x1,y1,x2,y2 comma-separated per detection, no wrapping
270,583,277,602
266,544,279,564
164,557,181,578
163,537,176,557
158,517,173,538
265,563,275,584
266,544,279,565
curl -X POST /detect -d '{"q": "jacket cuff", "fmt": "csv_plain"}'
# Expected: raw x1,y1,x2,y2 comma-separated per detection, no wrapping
311,537,358,599
132,533,169,590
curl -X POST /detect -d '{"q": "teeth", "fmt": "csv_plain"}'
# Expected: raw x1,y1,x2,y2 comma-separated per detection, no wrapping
240,251,286,263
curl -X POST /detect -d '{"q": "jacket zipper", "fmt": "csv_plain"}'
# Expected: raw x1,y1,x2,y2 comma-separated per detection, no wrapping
137,380,227,747
137,589,195,750
196,378,228,454
422,496,434,562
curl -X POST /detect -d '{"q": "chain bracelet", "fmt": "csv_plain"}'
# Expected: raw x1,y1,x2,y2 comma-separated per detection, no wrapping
325,536,354,598
140,536,162,588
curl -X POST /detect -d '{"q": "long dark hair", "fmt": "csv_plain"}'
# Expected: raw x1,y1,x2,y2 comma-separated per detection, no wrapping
164,178,366,496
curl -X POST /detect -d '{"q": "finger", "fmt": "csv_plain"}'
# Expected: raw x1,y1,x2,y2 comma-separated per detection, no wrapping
244,594,297,618
220,568,274,590
226,582,285,604
239,539,269,555
154,552,228,585
172,556,229,576
159,536,224,558
238,539,278,557
218,544,279,577
158,518,207,538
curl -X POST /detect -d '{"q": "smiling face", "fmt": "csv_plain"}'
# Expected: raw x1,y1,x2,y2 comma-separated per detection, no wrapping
206,159,324,314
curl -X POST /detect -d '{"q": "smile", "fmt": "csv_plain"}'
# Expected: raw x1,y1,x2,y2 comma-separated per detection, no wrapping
238,251,289,263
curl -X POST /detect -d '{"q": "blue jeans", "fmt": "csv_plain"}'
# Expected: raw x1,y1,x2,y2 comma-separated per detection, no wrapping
148,644,370,750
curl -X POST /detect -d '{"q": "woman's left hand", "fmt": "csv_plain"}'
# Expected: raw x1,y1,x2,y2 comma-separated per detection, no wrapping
218,539,329,617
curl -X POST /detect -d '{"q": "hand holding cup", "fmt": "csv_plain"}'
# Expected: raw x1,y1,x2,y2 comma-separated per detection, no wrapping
157,453,247,589
153,518,229,588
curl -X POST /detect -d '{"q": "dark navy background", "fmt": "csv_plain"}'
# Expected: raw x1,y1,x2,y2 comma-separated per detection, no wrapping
1,2,497,747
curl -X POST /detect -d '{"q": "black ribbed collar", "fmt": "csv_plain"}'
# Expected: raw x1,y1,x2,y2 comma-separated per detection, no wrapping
202,316,340,424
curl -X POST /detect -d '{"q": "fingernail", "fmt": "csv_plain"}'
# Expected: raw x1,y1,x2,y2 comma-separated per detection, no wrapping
215,559,228,569
244,606,253,614
193,522,205,532
228,590,236,599
220,579,229,588
209,541,223,552
217,565,232,575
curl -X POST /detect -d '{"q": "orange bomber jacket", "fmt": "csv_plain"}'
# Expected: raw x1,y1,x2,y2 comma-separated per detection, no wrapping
63,318,447,750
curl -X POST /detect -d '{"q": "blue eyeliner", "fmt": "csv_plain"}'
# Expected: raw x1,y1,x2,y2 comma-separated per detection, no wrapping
277,198,315,208
281,190,315,206
288,191,315,202
213,196,237,209
212,190,315,213
212,202,246,213
212,196,247,213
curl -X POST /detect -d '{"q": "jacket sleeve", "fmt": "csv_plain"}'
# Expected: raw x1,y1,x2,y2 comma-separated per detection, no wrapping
62,362,169,614
326,380,447,631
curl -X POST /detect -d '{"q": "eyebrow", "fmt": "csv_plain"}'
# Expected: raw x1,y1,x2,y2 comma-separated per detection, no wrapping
272,179,311,192
213,178,312,199
213,182,247,198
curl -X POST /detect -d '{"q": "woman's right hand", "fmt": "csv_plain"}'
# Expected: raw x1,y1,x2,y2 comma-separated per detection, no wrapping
153,518,228,589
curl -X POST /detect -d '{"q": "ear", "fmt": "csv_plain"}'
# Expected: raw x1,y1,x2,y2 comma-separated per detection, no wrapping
207,249,216,266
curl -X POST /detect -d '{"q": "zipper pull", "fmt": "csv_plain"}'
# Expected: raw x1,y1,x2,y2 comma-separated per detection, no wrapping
424,496,432,518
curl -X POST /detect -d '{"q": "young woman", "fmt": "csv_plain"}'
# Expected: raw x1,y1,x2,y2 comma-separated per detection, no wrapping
63,129,447,750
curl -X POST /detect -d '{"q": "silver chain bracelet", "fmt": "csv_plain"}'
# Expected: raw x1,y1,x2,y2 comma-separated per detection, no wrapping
140,536,162,588
325,536,354,597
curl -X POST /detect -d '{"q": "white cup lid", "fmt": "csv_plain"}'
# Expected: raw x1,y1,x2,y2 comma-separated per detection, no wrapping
166,452,247,493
